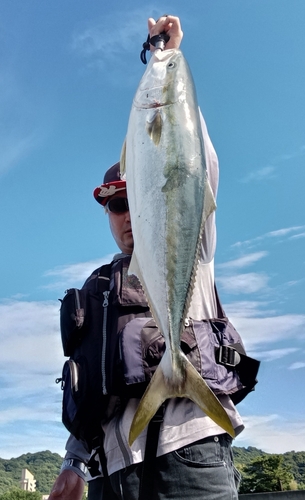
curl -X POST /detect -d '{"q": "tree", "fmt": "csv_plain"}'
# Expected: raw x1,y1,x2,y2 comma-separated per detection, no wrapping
239,454,295,493
0,489,42,500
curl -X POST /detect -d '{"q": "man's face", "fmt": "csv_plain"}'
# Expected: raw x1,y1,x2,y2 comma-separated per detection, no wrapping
107,190,134,255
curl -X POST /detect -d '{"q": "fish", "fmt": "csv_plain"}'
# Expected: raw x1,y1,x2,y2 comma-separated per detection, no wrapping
121,48,235,446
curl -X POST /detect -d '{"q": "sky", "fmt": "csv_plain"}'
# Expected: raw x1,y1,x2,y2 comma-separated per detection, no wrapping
0,0,304,460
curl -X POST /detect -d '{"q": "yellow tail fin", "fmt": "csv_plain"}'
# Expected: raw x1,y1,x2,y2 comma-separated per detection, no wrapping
128,353,235,446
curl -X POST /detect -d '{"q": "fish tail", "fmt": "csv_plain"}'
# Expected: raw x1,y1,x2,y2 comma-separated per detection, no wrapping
128,353,235,446
183,358,235,438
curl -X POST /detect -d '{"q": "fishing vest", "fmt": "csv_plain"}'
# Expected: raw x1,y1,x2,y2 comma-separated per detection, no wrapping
57,255,259,452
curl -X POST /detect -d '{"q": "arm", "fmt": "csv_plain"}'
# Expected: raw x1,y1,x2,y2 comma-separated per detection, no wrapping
49,435,91,499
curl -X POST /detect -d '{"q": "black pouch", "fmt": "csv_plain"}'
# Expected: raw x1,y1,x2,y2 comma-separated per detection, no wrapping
60,288,88,356
58,358,87,438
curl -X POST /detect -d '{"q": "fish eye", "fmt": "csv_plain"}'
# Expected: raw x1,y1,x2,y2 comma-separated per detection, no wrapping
168,62,176,69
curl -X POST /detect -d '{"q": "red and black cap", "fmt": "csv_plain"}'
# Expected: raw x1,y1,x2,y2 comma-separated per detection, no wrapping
93,162,126,206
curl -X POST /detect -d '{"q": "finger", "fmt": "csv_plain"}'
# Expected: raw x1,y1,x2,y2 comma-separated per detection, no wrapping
148,17,156,33
154,15,179,32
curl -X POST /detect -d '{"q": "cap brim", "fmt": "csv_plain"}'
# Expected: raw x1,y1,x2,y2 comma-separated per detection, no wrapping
93,180,126,206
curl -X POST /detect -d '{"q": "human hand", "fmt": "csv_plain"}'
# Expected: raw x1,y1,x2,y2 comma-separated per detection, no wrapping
148,15,183,51
49,470,85,500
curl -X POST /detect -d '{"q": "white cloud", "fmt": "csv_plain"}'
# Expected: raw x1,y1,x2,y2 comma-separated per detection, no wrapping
226,310,305,351
269,226,305,237
70,8,155,65
0,300,63,393
289,361,305,370
232,225,305,249
250,348,299,362
217,252,268,270
223,301,276,318
235,414,305,453
0,421,68,459
234,415,305,453
290,232,305,240
0,298,69,458
240,146,305,184
217,272,269,294
0,71,42,175
241,166,276,183
0,132,39,175
43,254,113,291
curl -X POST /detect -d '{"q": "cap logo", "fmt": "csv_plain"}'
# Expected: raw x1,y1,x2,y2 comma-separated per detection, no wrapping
98,185,117,197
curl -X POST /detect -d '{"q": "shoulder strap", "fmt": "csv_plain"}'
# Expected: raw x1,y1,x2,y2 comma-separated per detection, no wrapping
81,262,113,292
214,283,226,318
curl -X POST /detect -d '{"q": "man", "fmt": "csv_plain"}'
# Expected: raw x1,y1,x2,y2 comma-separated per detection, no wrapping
49,15,245,500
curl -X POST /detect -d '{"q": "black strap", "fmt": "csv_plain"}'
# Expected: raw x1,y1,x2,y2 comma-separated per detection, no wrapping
140,32,170,64
138,403,166,500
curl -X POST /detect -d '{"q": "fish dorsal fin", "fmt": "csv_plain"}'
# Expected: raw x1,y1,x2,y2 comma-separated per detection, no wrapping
120,139,127,177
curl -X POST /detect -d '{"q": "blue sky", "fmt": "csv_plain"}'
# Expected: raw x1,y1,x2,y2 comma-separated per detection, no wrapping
0,0,304,459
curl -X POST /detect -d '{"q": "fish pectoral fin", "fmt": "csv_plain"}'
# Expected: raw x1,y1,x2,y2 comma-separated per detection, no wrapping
129,363,168,446
183,360,235,438
146,110,162,146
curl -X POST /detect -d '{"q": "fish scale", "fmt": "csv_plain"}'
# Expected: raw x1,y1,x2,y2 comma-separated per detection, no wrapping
121,48,235,445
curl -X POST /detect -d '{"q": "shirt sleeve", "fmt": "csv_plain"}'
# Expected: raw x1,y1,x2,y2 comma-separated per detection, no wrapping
62,434,92,480
198,108,219,264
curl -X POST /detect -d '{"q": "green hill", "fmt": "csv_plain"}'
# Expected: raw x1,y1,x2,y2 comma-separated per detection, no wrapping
0,447,304,495
0,451,62,495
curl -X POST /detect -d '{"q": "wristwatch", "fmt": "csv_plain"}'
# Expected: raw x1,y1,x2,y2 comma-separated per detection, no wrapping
61,458,88,475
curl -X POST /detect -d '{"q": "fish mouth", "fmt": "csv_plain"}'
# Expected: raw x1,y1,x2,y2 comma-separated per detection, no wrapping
137,102,166,109
134,99,177,110
134,87,182,109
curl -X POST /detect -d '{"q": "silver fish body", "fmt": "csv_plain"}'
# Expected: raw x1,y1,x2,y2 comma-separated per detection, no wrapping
122,49,235,445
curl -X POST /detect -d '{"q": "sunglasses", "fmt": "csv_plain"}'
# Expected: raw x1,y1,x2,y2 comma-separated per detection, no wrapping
106,197,129,214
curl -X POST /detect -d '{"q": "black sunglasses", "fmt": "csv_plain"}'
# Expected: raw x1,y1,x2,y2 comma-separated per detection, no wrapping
106,197,129,214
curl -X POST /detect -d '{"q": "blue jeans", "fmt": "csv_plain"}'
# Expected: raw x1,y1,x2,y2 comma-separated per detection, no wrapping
88,434,241,500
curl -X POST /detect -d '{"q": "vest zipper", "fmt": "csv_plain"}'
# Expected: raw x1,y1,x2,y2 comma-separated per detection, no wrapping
75,288,81,310
101,290,110,395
